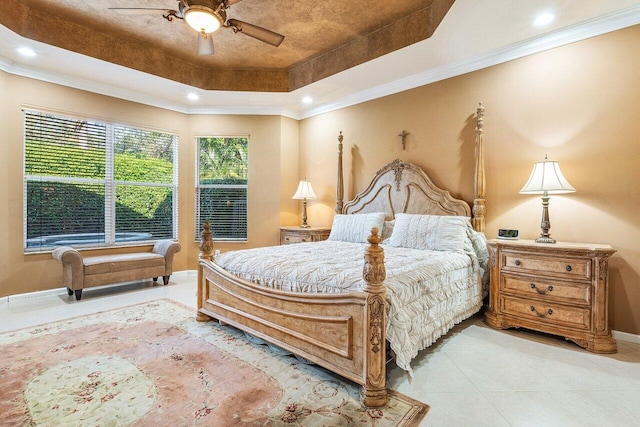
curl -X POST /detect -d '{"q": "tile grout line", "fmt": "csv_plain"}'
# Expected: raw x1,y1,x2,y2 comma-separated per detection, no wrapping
442,350,515,426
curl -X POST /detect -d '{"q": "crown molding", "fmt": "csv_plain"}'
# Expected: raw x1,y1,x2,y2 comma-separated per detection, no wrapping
185,105,294,117
0,55,14,71
1,58,303,118
0,57,190,113
0,49,298,118
2,3,640,120
300,3,640,119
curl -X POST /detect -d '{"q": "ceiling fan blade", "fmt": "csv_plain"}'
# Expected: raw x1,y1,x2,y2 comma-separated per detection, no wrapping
225,0,245,5
197,33,215,56
226,19,284,47
109,8,175,16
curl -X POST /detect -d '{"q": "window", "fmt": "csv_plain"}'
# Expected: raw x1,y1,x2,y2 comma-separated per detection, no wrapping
24,110,178,251
196,136,248,241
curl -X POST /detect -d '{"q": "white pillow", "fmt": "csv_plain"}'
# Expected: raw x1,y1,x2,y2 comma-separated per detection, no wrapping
328,212,387,243
387,213,470,251
381,219,395,241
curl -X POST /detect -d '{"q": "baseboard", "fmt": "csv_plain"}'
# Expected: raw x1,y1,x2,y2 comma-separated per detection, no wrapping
0,270,198,304
1,287,65,304
612,329,640,345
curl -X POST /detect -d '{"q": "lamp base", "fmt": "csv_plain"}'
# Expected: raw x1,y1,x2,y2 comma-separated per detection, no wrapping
299,199,310,229
535,236,556,244
536,195,556,244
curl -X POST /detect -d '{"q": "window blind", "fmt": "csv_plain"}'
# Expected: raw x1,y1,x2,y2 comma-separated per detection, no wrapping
195,137,248,241
24,110,178,251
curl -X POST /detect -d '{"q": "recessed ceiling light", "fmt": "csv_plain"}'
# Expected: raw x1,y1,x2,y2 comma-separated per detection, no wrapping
16,47,36,57
533,12,556,27
187,93,199,101
302,96,313,104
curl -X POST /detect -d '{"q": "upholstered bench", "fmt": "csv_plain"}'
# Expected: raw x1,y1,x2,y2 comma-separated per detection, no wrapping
52,240,181,300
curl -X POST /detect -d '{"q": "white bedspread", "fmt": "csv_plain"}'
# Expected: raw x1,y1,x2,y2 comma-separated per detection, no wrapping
215,231,488,375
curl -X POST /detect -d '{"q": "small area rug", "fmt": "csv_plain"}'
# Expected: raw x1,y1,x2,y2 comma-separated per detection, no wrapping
0,299,428,426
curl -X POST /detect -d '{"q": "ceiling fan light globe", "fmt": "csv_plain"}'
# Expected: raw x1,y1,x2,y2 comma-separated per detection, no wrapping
198,33,215,55
185,6,223,34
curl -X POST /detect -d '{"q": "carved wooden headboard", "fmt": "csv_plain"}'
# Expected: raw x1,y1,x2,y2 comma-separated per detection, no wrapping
334,103,486,232
342,159,471,220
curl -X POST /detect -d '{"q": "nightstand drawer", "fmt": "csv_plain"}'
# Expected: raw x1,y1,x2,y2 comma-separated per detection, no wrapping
501,275,591,305
280,227,331,245
502,252,591,280
282,234,310,244
500,295,591,330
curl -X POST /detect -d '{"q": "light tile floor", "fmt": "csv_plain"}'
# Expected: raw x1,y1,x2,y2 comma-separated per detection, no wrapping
2,271,639,427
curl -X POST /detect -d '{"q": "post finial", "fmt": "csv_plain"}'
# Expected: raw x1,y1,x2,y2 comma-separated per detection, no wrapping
199,220,214,260
476,102,485,134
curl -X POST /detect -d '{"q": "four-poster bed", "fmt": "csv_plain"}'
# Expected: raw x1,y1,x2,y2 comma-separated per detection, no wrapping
197,104,487,407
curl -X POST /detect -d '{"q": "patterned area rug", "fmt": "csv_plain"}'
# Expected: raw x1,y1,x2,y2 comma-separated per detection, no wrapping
0,300,428,426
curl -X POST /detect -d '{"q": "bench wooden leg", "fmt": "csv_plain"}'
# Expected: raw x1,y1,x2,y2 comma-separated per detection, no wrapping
163,275,170,285
74,289,83,301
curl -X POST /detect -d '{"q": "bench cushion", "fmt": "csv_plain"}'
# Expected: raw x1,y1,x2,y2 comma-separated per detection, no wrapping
84,252,165,275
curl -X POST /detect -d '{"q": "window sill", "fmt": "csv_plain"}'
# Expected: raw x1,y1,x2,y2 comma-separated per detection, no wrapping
24,240,161,255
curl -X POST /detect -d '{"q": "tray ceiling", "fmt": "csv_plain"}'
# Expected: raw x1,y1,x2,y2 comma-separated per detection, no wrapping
4,0,454,91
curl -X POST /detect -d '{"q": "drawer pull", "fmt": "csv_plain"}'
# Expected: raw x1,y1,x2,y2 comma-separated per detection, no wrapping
566,265,572,272
514,260,521,266
530,283,554,294
530,306,553,317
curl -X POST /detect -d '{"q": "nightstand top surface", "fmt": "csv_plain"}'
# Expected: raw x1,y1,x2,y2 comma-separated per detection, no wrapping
488,239,615,253
280,226,331,231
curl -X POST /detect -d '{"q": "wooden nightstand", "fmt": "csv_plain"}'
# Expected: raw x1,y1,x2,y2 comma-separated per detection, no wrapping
280,226,331,245
484,239,617,353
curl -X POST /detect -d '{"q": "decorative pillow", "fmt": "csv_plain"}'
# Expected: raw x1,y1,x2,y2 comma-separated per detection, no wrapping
387,213,470,251
328,212,387,243
381,219,395,241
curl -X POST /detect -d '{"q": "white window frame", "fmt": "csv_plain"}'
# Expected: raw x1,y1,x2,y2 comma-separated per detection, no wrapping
195,135,249,242
23,109,179,252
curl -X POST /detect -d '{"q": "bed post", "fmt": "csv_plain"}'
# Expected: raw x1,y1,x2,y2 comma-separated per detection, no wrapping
335,131,344,214
196,220,214,322
361,227,388,407
472,102,486,233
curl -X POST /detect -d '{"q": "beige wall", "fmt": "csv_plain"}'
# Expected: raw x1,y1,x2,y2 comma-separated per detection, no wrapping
0,74,295,298
300,25,640,335
1,24,638,335
187,114,293,253
279,116,302,226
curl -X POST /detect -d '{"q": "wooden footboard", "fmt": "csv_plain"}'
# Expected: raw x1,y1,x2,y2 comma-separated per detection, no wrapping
197,222,388,407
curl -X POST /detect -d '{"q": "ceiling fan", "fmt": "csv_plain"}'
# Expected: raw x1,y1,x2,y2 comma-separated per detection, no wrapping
109,0,285,55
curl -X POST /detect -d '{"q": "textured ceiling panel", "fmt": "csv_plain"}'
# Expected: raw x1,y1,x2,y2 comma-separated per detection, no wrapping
5,0,455,91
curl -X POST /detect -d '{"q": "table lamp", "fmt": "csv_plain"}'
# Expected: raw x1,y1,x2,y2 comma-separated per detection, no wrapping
519,155,575,243
292,180,317,228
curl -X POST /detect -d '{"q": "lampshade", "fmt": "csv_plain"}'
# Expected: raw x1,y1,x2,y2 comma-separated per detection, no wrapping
520,155,575,244
519,156,576,195
185,6,223,34
292,180,317,200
